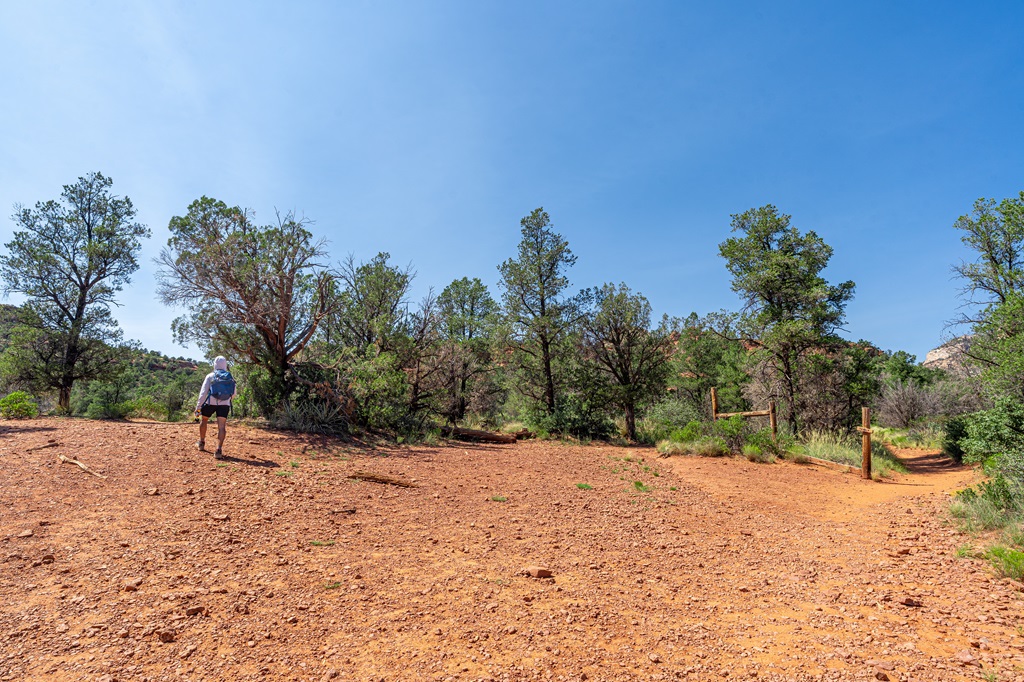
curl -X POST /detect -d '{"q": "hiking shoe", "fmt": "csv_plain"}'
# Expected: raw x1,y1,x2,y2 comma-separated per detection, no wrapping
214,449,223,460
197,440,205,451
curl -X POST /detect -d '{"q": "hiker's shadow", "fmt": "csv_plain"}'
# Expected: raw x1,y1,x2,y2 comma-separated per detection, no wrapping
222,455,279,468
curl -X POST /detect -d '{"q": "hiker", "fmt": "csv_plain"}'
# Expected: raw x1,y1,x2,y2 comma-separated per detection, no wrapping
196,356,237,460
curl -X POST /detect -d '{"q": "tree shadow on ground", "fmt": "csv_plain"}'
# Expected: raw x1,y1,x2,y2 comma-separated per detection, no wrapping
0,424,59,440
896,449,969,475
218,454,280,468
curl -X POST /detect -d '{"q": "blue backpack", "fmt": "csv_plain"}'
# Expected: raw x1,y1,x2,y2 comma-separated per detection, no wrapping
209,369,236,401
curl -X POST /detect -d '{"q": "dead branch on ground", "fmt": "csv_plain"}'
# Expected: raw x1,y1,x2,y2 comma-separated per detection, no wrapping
347,471,417,487
58,454,107,479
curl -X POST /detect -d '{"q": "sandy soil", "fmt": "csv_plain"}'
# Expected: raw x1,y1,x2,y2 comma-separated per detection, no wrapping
1,417,1021,682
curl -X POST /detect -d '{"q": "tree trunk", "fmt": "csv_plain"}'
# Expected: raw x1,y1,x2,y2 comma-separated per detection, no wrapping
624,403,637,442
58,384,72,414
457,374,469,422
540,334,555,415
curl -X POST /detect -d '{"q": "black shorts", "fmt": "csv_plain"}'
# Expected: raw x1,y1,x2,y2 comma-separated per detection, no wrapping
200,405,230,419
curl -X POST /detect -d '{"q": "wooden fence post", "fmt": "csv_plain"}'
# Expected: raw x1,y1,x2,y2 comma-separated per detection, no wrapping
710,387,719,420
861,407,872,480
769,400,777,442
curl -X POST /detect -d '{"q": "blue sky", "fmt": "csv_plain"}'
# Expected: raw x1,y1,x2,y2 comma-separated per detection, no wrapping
1,1,1022,361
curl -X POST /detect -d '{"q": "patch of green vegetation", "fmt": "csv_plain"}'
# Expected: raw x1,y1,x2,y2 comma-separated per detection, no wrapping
950,479,1019,533
798,431,905,477
873,425,945,450
216,463,227,468
310,540,336,547
490,496,507,502
576,483,593,490
988,545,1024,581
633,480,651,493
276,471,293,477
656,437,730,457
0,391,39,419
324,581,343,590
743,443,776,463
669,486,678,491
954,543,977,558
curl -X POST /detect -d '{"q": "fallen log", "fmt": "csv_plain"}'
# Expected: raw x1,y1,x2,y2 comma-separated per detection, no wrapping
347,471,417,487
58,454,107,479
512,428,535,440
441,426,516,444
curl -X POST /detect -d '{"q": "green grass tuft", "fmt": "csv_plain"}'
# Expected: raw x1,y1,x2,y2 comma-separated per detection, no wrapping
576,483,593,490
988,545,1024,581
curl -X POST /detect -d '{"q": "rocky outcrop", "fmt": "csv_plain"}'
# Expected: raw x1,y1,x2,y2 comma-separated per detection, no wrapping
923,335,974,375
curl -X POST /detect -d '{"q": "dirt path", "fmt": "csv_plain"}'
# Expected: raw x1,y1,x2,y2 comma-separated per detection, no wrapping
1,419,1020,682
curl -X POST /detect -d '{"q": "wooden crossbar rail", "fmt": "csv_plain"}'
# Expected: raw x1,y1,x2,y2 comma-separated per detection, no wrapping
710,387,778,441
715,409,770,419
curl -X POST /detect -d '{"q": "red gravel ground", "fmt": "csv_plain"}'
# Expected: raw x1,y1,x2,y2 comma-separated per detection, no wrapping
1,417,1020,682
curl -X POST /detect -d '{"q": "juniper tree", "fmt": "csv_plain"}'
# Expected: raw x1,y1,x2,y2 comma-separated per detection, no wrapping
156,197,335,414
581,283,672,441
719,205,854,435
497,208,581,417
0,172,149,412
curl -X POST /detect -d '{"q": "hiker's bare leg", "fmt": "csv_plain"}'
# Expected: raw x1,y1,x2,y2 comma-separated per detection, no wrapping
199,416,209,441
217,416,227,451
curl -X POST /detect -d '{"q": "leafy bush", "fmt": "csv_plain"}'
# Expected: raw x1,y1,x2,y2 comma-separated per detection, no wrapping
125,396,164,420
711,415,748,453
746,427,793,458
0,391,38,419
953,399,1024,508
943,415,969,464
84,399,131,420
668,420,702,443
635,399,703,445
531,393,615,440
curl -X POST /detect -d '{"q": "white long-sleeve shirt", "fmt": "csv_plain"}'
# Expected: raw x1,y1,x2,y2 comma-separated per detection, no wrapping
196,371,236,410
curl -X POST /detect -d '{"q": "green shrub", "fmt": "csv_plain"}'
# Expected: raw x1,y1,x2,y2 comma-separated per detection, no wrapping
711,415,749,453
656,440,690,456
987,545,1024,581
668,420,702,444
747,427,793,458
743,444,775,463
691,437,729,457
124,396,163,420
84,399,131,420
0,391,39,419
635,399,703,444
272,399,349,435
943,415,969,464
531,394,614,440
